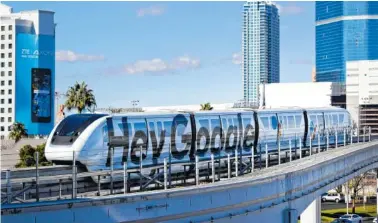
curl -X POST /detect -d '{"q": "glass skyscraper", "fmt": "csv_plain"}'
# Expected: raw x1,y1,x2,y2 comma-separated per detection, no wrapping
316,2,378,83
242,1,280,106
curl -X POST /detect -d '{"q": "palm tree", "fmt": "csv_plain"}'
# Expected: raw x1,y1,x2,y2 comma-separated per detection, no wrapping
65,81,97,114
200,103,213,111
9,122,28,142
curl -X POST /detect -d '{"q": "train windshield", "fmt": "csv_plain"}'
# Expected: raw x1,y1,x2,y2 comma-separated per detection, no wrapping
51,114,106,145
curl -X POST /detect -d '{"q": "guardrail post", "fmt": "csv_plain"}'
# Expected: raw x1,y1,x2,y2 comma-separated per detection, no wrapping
317,133,320,153
6,170,12,204
72,151,76,199
326,130,329,151
22,182,26,200
350,128,353,145
211,154,215,183
289,139,292,162
59,180,62,199
35,151,40,202
164,158,168,189
97,175,101,196
363,127,366,143
278,140,281,165
139,146,142,191
309,137,312,156
111,147,114,194
227,154,231,179
123,162,127,194
343,128,346,147
369,126,372,142
335,130,338,149
235,148,238,177
251,146,254,173
265,144,268,168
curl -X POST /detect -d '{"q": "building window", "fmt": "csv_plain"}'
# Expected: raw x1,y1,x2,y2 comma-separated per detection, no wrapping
1,71,4,76
1,26,4,31
8,80,12,86
1,81,4,86
0,117,3,122
8,98,12,104
8,44,12,49
8,52,12,58
0,108,4,113
8,25,12,31
1,99,4,104
8,62,12,67
8,89,12,95
1,53,4,58
1,35,4,40
8,108,12,113
1,44,3,49
1,126,4,132
8,117,11,122
8,71,12,76
1,90,4,95
8,126,11,131
0,135,4,140
8,34,12,40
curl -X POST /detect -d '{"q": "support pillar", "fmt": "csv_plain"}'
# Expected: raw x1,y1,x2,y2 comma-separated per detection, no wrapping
301,197,321,223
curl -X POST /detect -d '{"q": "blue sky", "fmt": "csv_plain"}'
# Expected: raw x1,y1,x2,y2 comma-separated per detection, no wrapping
7,1,315,108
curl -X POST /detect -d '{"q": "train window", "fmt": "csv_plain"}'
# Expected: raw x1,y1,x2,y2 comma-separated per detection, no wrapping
279,116,287,129
260,117,270,129
271,116,278,130
309,115,317,127
332,114,338,125
54,114,106,137
295,115,302,128
324,114,329,127
287,116,295,128
163,121,172,135
338,114,344,124
317,115,324,129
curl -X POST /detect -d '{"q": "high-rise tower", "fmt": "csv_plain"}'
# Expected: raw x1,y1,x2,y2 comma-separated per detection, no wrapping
242,1,280,106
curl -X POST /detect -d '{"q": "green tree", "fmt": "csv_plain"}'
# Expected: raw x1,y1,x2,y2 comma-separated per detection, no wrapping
65,81,97,114
347,173,368,213
200,103,213,111
9,122,28,142
16,143,52,168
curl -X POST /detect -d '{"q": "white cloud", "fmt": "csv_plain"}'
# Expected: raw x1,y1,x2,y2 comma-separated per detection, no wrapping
276,4,303,15
118,56,200,75
56,50,105,62
137,5,165,17
232,53,242,65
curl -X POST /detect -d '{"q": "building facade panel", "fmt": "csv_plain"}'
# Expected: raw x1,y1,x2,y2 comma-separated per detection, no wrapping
0,4,55,138
315,2,378,83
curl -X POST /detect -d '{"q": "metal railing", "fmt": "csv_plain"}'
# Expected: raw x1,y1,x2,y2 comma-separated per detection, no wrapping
1,127,374,205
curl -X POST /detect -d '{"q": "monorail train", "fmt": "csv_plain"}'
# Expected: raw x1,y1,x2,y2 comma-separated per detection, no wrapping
45,107,351,182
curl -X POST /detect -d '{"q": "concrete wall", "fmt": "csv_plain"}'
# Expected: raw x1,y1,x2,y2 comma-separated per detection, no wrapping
258,82,343,108
346,60,378,127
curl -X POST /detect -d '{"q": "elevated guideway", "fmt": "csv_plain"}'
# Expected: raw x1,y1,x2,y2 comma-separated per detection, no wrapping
2,139,378,223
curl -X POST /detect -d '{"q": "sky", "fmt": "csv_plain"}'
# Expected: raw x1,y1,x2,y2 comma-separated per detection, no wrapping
7,1,316,108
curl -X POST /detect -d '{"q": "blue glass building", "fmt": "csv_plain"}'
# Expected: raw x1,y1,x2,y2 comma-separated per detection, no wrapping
316,1,378,82
242,1,280,106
